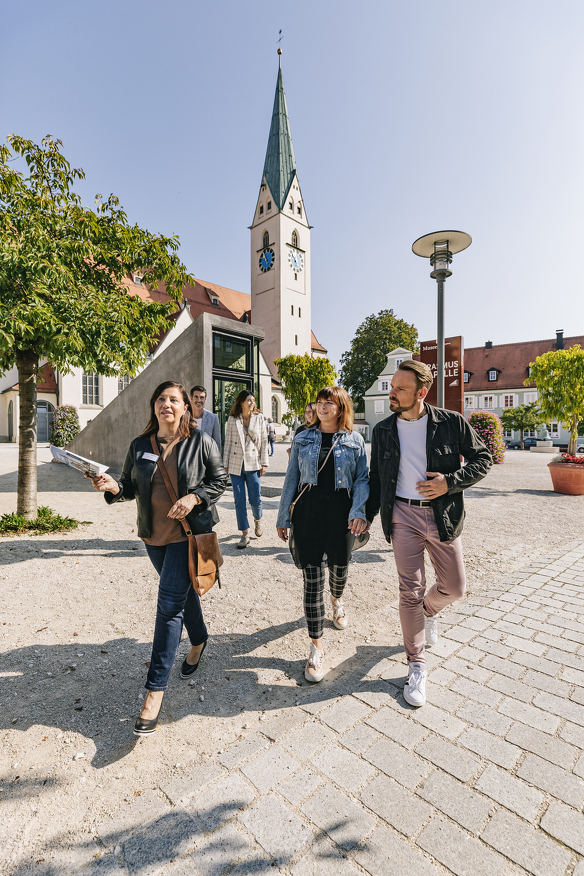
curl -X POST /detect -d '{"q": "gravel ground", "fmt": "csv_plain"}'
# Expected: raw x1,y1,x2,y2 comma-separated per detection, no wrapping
0,443,582,872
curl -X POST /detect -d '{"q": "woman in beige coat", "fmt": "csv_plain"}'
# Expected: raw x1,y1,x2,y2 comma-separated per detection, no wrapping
223,390,269,548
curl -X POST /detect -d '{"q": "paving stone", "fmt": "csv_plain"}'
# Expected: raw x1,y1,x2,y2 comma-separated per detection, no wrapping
364,737,431,789
418,771,492,834
279,720,337,762
535,632,580,653
428,667,456,686
187,774,256,832
480,654,525,679
159,762,225,805
241,744,300,793
379,661,409,687
471,636,513,658
361,773,432,836
522,668,570,697
365,656,398,678
217,733,269,769
410,703,467,741
485,672,534,703
456,701,512,736
123,810,201,876
366,706,427,749
259,710,307,742
277,766,321,806
533,690,584,726
300,783,375,850
541,800,584,855
319,696,372,733
475,608,505,622
355,825,440,876
240,794,312,865
300,693,339,715
517,753,584,807
425,684,466,712
493,620,535,640
546,648,584,671
339,723,379,754
310,743,376,793
289,835,361,876
417,817,506,876
429,637,462,658
480,809,571,876
506,721,576,768
96,789,171,848
509,651,562,676
474,763,544,821
442,625,477,644
504,634,548,656
415,735,482,782
352,679,394,709
460,616,492,632
571,686,584,706
561,721,584,750
189,822,250,876
458,727,521,769
497,696,560,734
443,656,492,685
450,677,500,708
230,856,280,876
456,645,488,663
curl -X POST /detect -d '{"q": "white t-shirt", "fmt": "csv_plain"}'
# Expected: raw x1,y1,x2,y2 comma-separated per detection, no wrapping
194,417,203,431
396,414,428,500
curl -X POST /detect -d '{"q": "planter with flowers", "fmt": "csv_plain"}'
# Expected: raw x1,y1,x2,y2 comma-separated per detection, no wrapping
527,345,584,495
548,454,584,495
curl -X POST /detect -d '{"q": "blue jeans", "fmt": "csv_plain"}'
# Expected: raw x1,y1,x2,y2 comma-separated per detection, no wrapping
145,541,207,691
230,465,262,531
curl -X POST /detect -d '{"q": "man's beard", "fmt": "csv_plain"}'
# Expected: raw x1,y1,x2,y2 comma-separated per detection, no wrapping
389,397,417,415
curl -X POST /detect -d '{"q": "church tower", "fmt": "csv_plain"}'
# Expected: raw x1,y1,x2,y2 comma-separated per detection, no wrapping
250,56,312,378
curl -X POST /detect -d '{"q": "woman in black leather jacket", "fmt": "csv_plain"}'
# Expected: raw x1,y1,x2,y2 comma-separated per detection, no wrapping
88,381,227,736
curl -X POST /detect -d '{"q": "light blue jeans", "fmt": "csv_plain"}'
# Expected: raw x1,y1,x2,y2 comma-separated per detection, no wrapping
230,465,262,531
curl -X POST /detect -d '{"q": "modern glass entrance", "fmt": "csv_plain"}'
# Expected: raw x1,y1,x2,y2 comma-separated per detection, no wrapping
213,378,252,446
212,330,259,446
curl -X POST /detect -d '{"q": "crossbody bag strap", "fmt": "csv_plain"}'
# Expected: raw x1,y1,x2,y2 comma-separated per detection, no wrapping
150,433,193,538
290,433,340,512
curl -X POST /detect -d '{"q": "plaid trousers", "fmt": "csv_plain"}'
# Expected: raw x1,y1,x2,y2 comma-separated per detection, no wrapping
302,562,349,640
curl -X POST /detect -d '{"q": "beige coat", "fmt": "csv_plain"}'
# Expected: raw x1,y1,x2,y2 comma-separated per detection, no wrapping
223,413,269,474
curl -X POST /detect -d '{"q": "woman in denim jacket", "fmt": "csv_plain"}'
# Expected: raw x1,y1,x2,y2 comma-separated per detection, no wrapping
277,386,369,683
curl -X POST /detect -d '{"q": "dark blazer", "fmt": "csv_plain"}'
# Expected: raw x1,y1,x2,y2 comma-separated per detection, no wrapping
105,430,228,538
366,404,492,543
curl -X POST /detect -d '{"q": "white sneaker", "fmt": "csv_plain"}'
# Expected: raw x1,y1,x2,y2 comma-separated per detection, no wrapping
331,597,348,630
425,615,439,645
304,644,325,683
403,662,427,707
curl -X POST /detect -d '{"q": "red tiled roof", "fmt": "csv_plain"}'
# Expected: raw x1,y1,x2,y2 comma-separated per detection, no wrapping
464,336,584,392
2,363,58,394
311,331,327,353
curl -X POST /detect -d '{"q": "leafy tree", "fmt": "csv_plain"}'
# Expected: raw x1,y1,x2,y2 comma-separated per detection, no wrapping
274,354,337,424
339,309,418,409
526,345,584,454
501,402,543,451
0,135,192,517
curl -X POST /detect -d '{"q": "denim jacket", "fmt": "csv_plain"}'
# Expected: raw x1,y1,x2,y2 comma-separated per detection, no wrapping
276,427,370,528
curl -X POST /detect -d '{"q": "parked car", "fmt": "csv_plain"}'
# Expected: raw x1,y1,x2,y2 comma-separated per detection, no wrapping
505,437,538,450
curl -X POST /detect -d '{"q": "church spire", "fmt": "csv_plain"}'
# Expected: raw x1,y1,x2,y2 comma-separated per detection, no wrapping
262,65,297,212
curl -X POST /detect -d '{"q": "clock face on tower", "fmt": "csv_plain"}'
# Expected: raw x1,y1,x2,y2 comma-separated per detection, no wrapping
288,248,304,272
259,248,275,272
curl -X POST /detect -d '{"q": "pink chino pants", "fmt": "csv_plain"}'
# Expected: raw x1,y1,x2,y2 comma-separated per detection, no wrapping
391,500,466,664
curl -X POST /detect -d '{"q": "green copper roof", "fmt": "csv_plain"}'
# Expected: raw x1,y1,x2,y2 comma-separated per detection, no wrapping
262,68,297,211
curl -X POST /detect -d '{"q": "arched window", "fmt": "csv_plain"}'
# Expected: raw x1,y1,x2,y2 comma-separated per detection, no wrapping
291,229,298,247
271,396,279,423
288,200,293,211
259,204,264,215
262,230,269,249
297,203,302,216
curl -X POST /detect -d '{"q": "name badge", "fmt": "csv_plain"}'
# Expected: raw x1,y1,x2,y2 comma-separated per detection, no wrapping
142,452,159,462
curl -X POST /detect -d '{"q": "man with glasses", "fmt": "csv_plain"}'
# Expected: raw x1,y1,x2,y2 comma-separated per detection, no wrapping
190,385,222,451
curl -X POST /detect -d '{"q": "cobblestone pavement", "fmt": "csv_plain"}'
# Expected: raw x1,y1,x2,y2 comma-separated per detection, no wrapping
2,447,584,874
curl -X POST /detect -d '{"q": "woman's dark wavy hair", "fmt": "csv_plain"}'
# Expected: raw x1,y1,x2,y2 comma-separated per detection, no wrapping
140,381,195,440
229,389,261,418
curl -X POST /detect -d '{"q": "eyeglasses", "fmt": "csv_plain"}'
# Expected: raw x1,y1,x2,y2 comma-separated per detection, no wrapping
317,401,337,408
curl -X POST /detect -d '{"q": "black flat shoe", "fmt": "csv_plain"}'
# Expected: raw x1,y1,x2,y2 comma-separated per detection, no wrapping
133,713,159,736
180,639,207,679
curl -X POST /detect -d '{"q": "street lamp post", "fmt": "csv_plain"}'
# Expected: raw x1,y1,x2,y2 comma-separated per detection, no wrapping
412,231,472,409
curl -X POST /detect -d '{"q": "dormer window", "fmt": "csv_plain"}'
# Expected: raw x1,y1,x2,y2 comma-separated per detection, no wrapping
259,204,264,215
488,370,499,382
204,287,220,307
267,200,272,210
132,273,143,286
464,372,469,383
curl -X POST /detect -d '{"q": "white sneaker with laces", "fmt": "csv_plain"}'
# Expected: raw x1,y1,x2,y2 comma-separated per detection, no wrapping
403,661,427,707
331,597,348,630
304,644,325,683
425,614,439,645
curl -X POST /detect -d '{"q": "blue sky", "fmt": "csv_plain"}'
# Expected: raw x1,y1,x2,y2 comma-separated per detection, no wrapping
2,1,583,368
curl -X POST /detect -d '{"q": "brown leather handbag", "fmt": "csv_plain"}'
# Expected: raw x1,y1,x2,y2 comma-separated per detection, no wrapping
150,434,223,596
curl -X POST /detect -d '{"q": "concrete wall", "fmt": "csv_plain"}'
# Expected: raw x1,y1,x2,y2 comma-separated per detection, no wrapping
66,312,264,472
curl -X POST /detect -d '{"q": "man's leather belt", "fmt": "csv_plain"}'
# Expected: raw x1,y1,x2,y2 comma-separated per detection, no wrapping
395,496,432,508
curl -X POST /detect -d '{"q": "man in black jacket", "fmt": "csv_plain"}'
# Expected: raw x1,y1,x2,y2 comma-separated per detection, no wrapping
366,359,492,707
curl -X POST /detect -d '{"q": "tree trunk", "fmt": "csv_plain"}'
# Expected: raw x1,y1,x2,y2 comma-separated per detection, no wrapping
568,414,579,455
520,427,524,451
16,350,39,519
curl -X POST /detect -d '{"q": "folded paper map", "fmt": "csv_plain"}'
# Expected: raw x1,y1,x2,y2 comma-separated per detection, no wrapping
50,445,109,478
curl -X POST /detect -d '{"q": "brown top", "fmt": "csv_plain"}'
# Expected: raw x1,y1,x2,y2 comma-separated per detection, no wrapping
142,436,187,546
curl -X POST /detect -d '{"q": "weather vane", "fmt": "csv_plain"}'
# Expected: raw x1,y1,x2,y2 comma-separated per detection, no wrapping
277,29,283,64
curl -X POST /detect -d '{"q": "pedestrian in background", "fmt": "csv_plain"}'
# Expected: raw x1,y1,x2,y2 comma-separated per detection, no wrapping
277,387,369,683
366,360,491,707
88,381,227,736
287,403,316,458
266,417,276,456
223,390,269,549
190,384,222,451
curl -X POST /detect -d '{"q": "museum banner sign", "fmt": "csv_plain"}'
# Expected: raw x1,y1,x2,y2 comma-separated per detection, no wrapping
418,336,464,414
